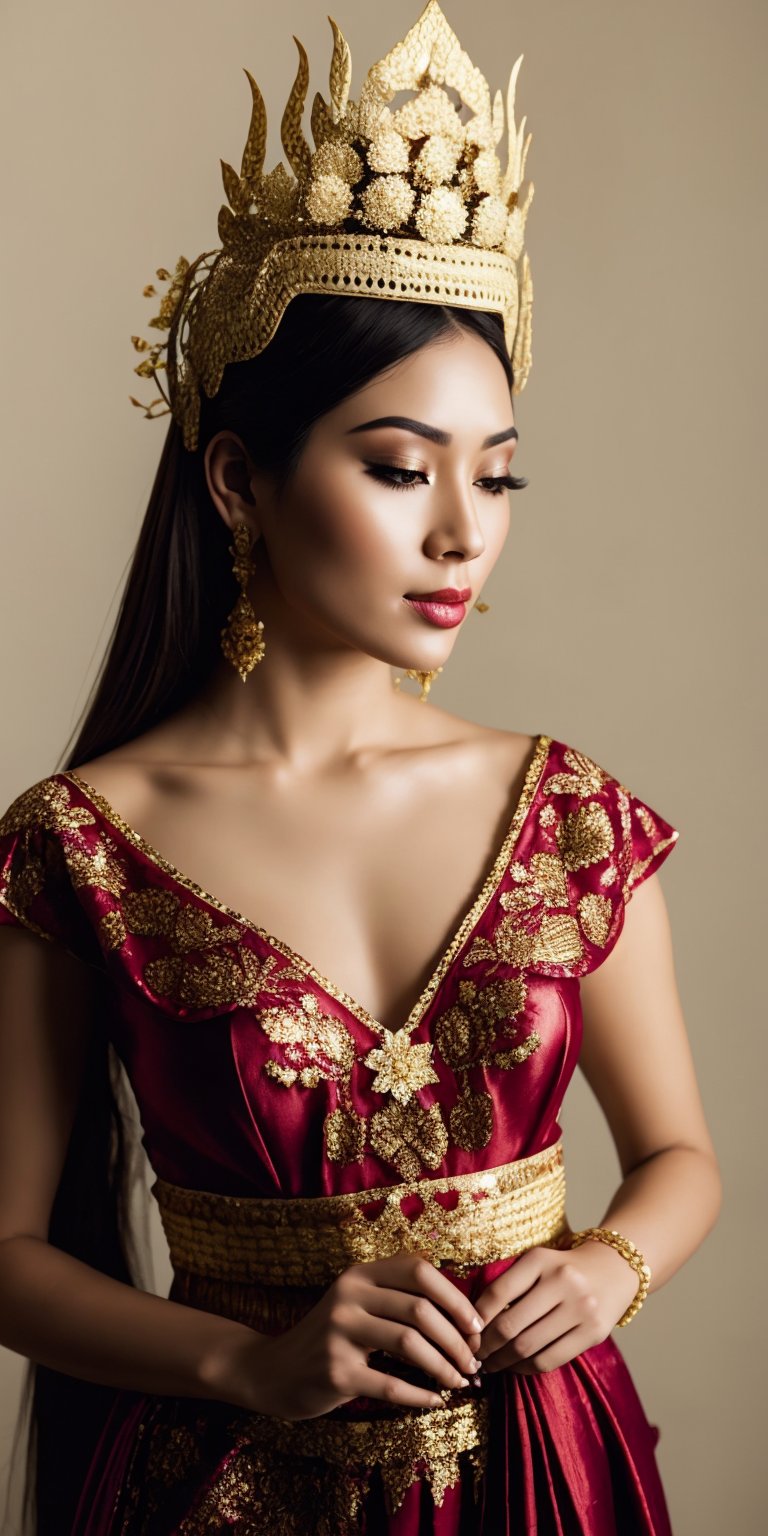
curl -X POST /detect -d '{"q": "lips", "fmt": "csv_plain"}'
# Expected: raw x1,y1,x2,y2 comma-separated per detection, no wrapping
404,587,472,601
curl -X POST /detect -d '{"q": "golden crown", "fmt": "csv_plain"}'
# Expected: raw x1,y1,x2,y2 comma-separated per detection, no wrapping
130,0,534,452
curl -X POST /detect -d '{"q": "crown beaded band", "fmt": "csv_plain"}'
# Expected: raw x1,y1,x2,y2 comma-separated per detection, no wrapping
567,1227,652,1328
130,1,535,452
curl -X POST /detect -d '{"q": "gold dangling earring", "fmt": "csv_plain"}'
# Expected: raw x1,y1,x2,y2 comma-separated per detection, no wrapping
392,667,443,703
219,522,266,682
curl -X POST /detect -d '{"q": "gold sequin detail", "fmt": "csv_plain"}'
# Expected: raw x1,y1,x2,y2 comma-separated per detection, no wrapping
151,1138,568,1285
324,1106,366,1164
541,747,610,799
99,909,126,950
556,802,615,872
369,1098,449,1179
577,893,612,946
126,1395,489,1534
0,778,127,947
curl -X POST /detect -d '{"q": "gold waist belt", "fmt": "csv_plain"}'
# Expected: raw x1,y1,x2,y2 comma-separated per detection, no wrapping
151,1137,569,1286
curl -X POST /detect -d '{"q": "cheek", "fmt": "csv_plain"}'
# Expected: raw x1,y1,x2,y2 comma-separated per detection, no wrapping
278,472,409,582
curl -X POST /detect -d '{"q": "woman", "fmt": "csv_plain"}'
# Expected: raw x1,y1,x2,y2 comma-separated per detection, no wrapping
0,3,721,1533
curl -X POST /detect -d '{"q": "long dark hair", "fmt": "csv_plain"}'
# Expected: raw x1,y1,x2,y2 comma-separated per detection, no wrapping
4,293,525,1534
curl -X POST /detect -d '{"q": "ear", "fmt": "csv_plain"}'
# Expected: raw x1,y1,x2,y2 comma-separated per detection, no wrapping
204,430,265,539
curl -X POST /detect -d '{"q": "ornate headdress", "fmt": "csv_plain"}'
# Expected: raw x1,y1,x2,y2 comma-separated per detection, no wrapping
130,0,534,452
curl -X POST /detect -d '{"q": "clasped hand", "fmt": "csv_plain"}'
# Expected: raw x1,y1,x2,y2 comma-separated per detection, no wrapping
222,1239,639,1421
469,1238,640,1376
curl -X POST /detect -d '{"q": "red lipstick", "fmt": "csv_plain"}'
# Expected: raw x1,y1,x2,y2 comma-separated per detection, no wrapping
403,586,471,628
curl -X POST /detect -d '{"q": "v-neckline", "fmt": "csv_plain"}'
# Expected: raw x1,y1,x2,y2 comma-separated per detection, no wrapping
58,732,552,1040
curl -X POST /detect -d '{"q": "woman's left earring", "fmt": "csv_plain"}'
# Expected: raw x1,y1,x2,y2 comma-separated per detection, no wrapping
219,521,266,682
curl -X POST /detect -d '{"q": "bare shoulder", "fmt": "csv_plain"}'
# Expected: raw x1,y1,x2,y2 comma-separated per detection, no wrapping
68,728,175,822
415,707,543,795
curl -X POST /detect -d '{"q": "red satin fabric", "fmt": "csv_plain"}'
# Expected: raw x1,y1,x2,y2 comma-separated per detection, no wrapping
0,735,679,1533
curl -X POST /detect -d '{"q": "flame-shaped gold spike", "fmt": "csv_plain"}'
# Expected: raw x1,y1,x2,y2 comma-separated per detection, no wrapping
520,129,533,185
502,55,524,200
281,35,312,179
328,16,352,124
511,250,533,390
221,160,247,215
310,89,333,145
241,69,268,185
492,88,504,145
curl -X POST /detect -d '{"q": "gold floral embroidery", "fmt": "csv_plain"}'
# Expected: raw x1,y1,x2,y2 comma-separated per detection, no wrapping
449,1090,494,1149
540,747,610,798
324,1105,367,1163
369,1098,449,1178
121,1395,489,1534
257,991,444,1176
145,1421,202,1489
0,779,95,839
115,885,307,1009
0,778,128,907
5,852,45,915
435,977,527,1067
434,978,541,1150
577,892,613,946
463,847,586,973
555,802,615,872
363,1029,440,1103
99,909,127,950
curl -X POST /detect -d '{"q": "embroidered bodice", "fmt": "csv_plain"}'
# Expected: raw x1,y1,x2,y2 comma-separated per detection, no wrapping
0,735,679,1204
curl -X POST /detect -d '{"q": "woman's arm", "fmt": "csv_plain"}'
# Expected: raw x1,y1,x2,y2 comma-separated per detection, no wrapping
0,925,260,1401
472,872,722,1372
574,869,722,1287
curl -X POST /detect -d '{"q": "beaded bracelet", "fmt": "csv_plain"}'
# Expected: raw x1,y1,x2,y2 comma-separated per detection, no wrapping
567,1226,652,1327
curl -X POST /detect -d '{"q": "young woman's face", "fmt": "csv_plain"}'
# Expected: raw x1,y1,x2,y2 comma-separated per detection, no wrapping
212,324,520,676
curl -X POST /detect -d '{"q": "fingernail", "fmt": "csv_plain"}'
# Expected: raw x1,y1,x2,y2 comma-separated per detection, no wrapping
471,1315,484,1331
455,1375,470,1388
470,1357,482,1371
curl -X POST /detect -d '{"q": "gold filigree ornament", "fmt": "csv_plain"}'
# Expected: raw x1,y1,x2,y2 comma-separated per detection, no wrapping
129,1,535,451
392,666,443,702
219,521,266,681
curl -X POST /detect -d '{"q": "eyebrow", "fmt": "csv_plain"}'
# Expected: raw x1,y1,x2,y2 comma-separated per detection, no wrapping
345,415,518,448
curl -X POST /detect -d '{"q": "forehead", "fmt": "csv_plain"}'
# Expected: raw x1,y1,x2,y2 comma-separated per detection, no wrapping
327,329,516,438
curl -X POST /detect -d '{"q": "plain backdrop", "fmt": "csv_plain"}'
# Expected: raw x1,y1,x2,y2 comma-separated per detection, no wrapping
0,1,765,1531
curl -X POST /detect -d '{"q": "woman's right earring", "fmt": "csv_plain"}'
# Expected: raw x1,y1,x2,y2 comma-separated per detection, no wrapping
220,521,266,682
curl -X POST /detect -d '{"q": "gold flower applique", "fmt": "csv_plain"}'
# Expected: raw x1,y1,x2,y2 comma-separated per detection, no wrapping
363,1030,440,1104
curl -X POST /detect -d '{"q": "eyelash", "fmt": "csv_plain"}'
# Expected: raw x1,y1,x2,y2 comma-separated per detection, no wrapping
364,464,527,495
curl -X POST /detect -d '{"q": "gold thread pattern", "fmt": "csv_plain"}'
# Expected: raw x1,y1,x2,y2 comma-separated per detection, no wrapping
115,1394,490,1532
151,1138,568,1285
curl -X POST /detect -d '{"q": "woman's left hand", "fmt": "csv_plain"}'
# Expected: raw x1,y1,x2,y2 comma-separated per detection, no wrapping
468,1240,641,1376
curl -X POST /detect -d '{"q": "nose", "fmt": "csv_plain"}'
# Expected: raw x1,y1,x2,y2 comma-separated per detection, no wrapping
424,483,487,562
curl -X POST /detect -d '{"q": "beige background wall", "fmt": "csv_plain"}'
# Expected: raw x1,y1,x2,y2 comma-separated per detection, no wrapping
1,0,764,1530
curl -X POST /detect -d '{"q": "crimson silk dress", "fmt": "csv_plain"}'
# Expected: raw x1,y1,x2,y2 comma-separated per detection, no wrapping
0,734,680,1536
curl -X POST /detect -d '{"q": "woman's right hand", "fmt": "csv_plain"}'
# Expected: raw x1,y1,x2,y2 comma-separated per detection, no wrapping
218,1250,485,1420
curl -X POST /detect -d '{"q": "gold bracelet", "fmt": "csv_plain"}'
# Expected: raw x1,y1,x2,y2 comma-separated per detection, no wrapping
567,1226,652,1327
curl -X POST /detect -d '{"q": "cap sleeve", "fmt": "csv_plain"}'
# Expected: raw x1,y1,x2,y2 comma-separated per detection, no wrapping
0,777,107,971
515,743,680,976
